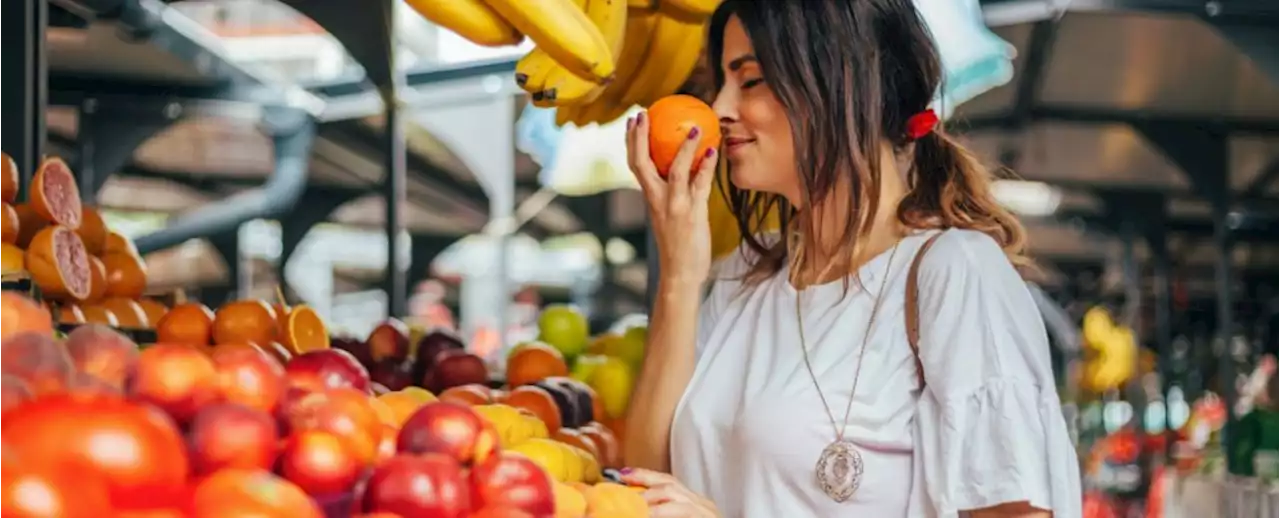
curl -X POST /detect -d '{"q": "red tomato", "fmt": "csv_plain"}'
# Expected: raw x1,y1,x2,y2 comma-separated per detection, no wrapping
1,462,112,518
1,394,189,510
190,469,322,518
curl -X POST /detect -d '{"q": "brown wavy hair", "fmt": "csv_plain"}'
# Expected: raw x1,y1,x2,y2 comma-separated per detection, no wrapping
706,0,1027,285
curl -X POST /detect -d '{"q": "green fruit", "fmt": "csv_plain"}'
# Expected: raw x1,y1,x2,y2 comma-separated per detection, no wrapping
605,327,646,371
588,357,634,420
570,354,608,383
538,305,589,359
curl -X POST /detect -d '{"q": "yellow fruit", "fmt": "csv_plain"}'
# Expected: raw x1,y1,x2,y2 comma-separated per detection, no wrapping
588,356,634,419
474,404,529,447
510,438,572,482
483,0,615,82
553,481,588,518
400,386,437,403
404,0,523,47
585,482,648,518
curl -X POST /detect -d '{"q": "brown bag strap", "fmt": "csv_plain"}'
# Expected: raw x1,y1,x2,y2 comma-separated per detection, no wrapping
905,231,946,388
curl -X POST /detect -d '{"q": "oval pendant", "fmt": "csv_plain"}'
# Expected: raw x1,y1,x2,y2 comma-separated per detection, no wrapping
815,440,864,503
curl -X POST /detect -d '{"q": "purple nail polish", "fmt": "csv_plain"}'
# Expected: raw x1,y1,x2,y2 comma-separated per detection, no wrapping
619,467,634,475
688,126,701,139
705,147,716,158
637,112,646,123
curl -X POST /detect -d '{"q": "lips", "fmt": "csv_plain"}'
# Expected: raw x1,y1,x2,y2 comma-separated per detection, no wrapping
724,137,755,153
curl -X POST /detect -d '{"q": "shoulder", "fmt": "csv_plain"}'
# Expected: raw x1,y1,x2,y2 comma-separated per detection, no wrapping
914,229,1024,294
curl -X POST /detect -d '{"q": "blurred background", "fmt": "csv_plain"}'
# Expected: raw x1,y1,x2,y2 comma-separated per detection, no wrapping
2,0,1276,515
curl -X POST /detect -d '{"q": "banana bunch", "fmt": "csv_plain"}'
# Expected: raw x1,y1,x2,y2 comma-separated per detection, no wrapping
406,0,721,127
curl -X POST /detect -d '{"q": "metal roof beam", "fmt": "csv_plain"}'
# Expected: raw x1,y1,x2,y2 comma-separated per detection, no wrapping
956,104,1277,135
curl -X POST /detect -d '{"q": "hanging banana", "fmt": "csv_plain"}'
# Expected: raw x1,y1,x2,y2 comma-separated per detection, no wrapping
482,0,616,82
405,0,523,47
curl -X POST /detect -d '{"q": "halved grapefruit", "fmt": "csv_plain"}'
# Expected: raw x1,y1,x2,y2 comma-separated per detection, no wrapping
79,305,120,327
30,157,82,231
98,297,149,329
24,225,92,300
54,303,86,324
83,256,107,302
2,203,17,245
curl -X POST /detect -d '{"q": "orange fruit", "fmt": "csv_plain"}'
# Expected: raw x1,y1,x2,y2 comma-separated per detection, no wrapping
213,300,277,346
77,206,107,256
646,94,721,177
12,203,47,248
100,252,148,299
1,242,24,275
79,305,119,327
157,302,216,345
505,385,562,432
553,428,600,460
83,255,107,302
259,341,293,364
1,152,17,204
136,298,169,328
280,305,329,355
53,302,86,324
375,391,428,427
507,343,568,387
103,230,138,258
0,292,53,341
24,225,92,300
580,422,620,468
438,384,494,406
98,297,149,329
29,157,82,231
1,202,17,245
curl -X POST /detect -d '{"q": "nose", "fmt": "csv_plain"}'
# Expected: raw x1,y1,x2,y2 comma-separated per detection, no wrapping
711,86,738,128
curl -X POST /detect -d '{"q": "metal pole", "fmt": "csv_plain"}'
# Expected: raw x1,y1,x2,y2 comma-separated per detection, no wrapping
1146,218,1176,461
383,91,408,318
1211,178,1236,457
1,0,48,197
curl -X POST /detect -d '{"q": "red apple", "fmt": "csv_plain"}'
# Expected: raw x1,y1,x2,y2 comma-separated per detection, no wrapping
424,350,488,394
362,453,471,518
411,329,465,382
286,349,371,393
469,506,535,518
366,319,410,363
369,359,413,392
468,452,555,517
63,324,139,389
397,401,499,466
211,346,286,414
284,387,382,465
188,403,280,475
332,335,375,368
127,343,219,423
279,430,365,496
1,375,32,413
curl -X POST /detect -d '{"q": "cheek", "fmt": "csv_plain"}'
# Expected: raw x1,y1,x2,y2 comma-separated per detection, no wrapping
741,97,795,170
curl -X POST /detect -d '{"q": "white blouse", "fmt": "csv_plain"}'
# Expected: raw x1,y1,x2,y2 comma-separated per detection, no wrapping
670,229,1082,517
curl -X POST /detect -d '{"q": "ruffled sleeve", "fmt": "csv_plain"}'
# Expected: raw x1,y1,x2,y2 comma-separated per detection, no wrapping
912,230,1082,517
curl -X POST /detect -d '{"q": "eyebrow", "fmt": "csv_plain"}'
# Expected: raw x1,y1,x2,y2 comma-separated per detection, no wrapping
727,55,758,71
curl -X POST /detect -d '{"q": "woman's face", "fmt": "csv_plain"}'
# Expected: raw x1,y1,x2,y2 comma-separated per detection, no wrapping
712,16,800,204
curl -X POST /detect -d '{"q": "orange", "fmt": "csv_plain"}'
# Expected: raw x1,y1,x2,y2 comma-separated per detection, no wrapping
82,255,107,302
259,341,293,364
157,302,215,345
29,157,82,230
213,300,277,346
100,252,148,299
103,230,138,258
136,298,168,327
552,428,600,460
1,242,24,275
79,305,119,327
1,151,16,204
438,384,494,406
52,302,86,324
505,385,562,432
506,343,568,387
12,203,46,248
280,305,329,355
375,391,427,427
646,94,721,176
24,225,92,300
98,297,150,329
1,203,17,245
0,292,53,341
580,422,621,468
77,206,107,256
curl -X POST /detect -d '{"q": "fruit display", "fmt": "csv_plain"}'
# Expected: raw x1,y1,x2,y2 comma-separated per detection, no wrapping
408,0,721,127
1,291,650,517
0,151,166,333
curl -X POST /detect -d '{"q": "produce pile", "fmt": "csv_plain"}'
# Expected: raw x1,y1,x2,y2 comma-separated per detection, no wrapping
2,288,651,517
333,303,647,487
409,0,719,126
2,152,161,329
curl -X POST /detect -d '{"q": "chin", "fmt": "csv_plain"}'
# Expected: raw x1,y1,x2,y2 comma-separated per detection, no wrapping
729,165,781,195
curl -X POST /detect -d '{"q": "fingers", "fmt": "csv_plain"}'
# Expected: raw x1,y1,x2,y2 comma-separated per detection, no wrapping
626,112,662,196
666,125,705,201
618,467,678,488
649,502,703,518
691,147,718,203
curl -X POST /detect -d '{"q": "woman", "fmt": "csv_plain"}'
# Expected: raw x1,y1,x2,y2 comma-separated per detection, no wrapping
619,1,1082,517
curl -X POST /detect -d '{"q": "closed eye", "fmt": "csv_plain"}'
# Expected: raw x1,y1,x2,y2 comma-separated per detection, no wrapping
742,78,764,89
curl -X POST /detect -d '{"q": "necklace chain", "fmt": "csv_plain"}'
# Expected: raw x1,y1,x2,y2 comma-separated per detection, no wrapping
794,243,900,442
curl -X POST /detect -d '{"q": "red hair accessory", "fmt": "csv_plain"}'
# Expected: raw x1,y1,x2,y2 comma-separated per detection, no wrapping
905,109,938,140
